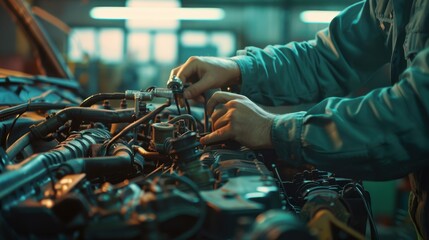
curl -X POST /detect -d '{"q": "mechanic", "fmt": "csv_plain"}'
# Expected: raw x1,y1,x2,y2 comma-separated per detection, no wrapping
170,0,428,239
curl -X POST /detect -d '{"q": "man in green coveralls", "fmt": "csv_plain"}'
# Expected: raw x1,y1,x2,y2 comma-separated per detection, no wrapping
170,0,429,238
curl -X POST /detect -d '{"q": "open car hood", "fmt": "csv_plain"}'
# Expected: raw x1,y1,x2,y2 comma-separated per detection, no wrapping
2,0,74,80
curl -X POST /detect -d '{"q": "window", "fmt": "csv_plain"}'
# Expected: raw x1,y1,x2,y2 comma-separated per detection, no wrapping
68,28,96,62
68,28,124,63
211,32,235,57
99,28,124,63
154,32,177,64
128,32,151,62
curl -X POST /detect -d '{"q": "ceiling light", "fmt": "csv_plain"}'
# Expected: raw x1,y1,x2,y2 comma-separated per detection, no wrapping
90,7,225,21
299,10,340,23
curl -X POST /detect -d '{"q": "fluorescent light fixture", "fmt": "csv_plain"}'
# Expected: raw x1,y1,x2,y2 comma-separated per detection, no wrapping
90,7,225,21
299,10,340,23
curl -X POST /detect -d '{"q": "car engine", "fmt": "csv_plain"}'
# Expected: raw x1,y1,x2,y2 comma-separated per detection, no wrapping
0,77,375,240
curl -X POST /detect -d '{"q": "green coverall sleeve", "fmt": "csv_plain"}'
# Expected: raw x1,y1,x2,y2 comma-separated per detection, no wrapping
272,47,429,181
233,0,390,106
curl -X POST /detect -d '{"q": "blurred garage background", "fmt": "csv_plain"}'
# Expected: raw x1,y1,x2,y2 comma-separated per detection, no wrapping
28,0,359,94
0,0,416,238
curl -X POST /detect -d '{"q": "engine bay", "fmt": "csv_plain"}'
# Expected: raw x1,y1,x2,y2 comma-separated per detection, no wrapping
0,78,374,239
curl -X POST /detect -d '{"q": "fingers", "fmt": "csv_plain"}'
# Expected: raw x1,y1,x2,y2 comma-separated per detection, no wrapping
212,110,230,130
176,57,202,97
211,107,227,124
206,92,245,115
170,57,210,99
170,56,241,100
200,127,233,145
183,76,212,99
202,92,245,145
174,57,198,84
169,65,182,81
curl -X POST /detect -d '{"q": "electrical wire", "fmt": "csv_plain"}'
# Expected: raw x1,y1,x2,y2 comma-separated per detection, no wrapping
174,94,181,115
4,112,25,149
271,163,295,211
1,89,78,157
1,89,76,150
162,163,176,175
168,114,198,132
144,164,165,180
343,182,379,240
355,184,379,240
4,99,32,149
128,163,165,186
184,98,191,114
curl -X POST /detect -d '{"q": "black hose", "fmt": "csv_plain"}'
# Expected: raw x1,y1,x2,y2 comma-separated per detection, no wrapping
6,107,133,160
30,107,135,139
5,132,31,162
0,129,111,199
57,143,133,178
0,102,74,120
72,92,128,131
80,92,126,107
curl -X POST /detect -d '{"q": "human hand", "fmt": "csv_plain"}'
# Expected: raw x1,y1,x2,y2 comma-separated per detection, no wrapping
200,92,275,149
169,57,241,99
